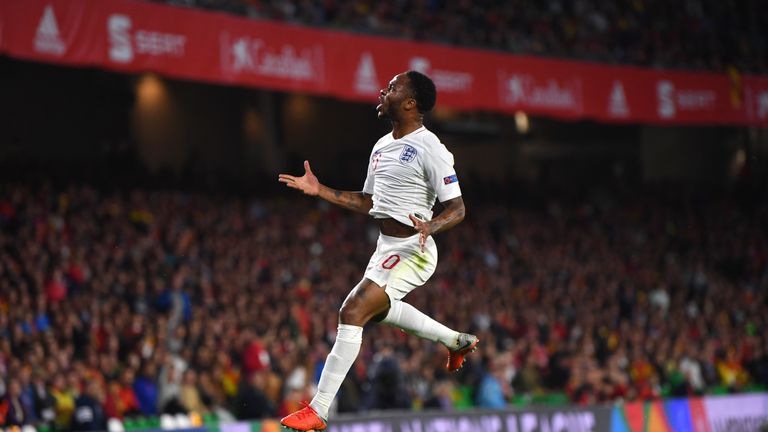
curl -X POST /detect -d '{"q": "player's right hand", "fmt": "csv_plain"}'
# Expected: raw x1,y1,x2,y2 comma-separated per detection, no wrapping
278,160,321,196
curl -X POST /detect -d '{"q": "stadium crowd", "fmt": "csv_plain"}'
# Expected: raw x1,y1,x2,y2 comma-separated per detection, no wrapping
154,0,768,73
1,183,767,429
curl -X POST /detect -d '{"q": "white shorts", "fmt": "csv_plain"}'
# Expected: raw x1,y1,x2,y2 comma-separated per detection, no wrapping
363,233,438,302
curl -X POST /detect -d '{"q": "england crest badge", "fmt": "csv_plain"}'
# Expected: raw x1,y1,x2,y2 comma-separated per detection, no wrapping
399,144,418,163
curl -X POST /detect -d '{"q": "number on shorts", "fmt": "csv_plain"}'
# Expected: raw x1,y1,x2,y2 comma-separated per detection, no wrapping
381,254,400,269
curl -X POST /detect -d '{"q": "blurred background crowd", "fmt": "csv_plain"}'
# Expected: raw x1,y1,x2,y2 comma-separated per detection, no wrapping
1,183,766,429
154,0,768,73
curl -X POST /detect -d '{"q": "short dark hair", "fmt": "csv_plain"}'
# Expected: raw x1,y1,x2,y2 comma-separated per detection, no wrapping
405,71,437,113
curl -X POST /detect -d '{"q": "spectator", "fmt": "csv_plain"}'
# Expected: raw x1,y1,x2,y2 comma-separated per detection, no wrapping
234,372,275,420
158,358,185,414
72,380,107,431
423,380,455,411
179,370,207,414
17,368,38,424
133,363,159,416
31,372,56,427
680,346,705,394
476,365,507,409
1,379,29,426
363,348,411,411
717,347,749,389
155,270,192,329
50,374,76,431
240,328,270,375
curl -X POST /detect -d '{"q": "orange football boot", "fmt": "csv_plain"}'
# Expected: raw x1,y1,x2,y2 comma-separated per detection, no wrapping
447,333,479,372
280,402,327,431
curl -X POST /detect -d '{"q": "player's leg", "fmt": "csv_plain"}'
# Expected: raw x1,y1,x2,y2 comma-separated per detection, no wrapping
280,278,389,431
376,235,479,371
310,279,389,415
380,298,478,371
381,299,459,346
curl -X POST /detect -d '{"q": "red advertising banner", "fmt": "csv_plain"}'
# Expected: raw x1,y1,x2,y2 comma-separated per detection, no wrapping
0,0,4,50
1,0,766,127
744,76,768,124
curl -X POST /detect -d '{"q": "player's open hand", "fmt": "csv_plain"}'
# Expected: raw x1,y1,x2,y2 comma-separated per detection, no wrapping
279,160,320,196
409,214,432,253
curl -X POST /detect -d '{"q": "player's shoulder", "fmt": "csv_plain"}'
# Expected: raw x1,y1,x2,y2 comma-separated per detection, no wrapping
412,126,438,142
415,127,453,159
406,127,442,150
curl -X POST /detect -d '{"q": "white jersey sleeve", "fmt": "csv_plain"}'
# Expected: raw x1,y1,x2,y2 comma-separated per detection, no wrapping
362,146,376,195
424,141,462,202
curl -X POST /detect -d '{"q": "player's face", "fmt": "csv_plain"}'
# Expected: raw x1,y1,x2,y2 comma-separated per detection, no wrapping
376,74,411,120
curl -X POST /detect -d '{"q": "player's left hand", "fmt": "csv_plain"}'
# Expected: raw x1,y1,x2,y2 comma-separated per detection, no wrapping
409,214,432,253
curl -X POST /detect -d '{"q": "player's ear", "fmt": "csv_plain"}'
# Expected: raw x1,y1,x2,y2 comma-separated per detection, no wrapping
404,97,417,111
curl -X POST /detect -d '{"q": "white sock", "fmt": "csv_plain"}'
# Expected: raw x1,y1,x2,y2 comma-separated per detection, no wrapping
310,324,363,420
382,299,460,349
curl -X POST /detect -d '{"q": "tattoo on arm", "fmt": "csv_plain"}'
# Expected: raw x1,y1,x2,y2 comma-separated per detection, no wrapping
429,196,465,235
320,187,372,214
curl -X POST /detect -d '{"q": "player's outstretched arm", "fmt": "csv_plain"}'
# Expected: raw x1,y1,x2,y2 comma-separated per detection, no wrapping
409,196,465,252
278,160,373,215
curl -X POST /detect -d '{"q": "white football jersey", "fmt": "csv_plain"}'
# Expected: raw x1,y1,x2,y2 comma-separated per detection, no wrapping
362,126,461,226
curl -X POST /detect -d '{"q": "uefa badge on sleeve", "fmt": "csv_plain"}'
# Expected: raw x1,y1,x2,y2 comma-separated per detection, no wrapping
399,144,418,163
